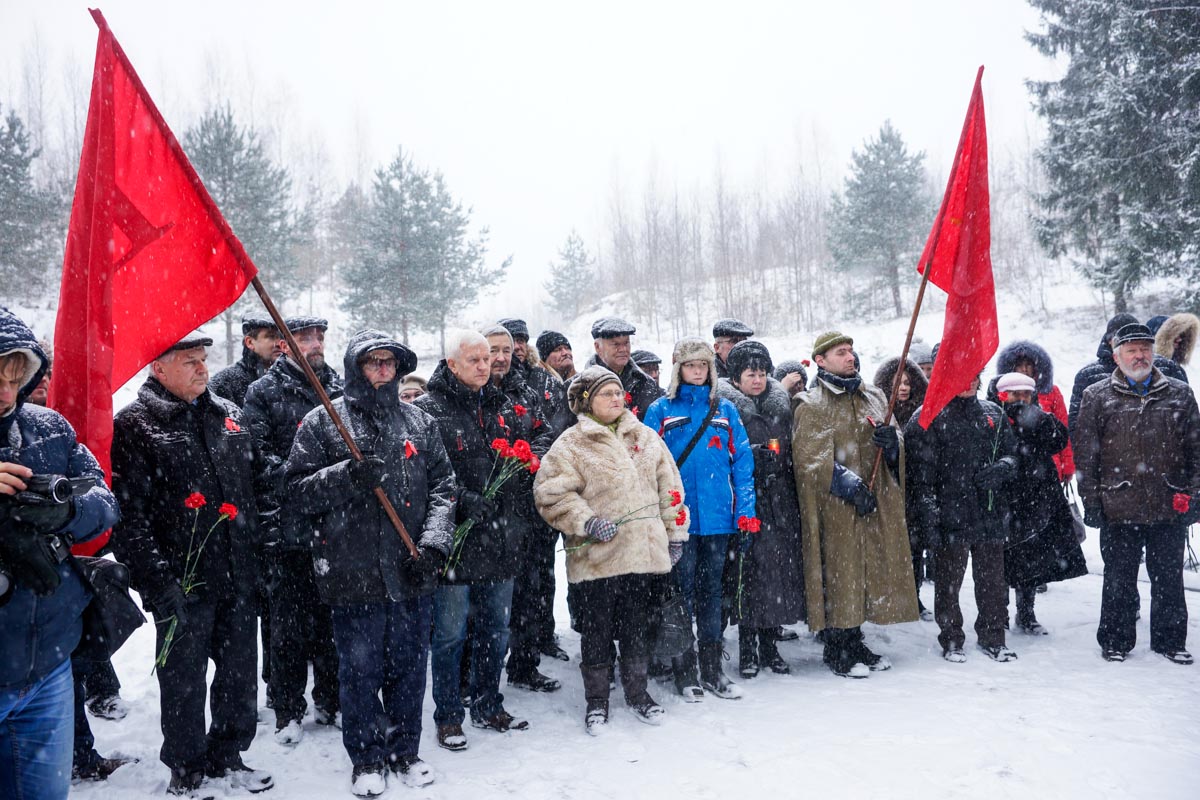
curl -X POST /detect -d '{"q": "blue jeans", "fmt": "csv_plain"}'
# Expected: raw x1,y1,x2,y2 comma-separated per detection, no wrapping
329,598,432,767
674,534,732,645
431,581,513,725
0,658,74,800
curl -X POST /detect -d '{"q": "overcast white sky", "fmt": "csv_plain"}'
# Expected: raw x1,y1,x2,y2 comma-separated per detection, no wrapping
0,1,1058,313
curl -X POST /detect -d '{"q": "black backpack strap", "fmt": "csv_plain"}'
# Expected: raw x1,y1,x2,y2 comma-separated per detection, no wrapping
674,402,720,469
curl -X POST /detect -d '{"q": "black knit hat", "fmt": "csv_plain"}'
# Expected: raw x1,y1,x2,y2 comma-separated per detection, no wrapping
285,316,329,333
1105,313,1139,342
241,315,278,336
631,349,661,367
536,330,571,361
773,359,808,385
498,318,530,341
726,340,773,381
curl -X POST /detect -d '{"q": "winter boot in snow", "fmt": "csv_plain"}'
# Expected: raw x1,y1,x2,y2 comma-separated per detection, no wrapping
942,646,967,663
436,723,468,751
767,625,799,642
758,632,790,674
698,641,743,699
168,767,214,799
738,627,760,679
849,627,892,671
350,764,386,797
671,647,705,702
823,629,869,678
507,666,562,693
206,759,273,794
978,643,1018,662
619,657,664,725
390,755,434,787
1016,588,1048,635
73,755,136,782
580,663,611,736
86,693,129,721
274,719,303,745
314,705,340,727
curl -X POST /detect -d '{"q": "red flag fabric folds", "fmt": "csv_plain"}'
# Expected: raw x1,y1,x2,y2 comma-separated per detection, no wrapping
917,66,998,429
49,10,256,500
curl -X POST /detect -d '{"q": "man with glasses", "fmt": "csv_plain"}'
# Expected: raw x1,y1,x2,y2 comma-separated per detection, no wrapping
587,317,663,421
712,319,754,379
286,330,455,794
243,316,343,745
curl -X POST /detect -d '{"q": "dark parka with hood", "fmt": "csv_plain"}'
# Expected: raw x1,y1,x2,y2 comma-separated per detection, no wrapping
284,331,456,604
872,357,928,427
0,308,119,690
985,340,1075,481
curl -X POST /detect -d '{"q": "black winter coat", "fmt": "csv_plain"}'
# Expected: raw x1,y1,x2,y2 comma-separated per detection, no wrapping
717,378,805,627
209,347,271,408
495,366,554,521
111,379,264,603
516,358,574,437
285,331,456,604
1068,334,1187,437
242,357,343,550
1002,402,1087,587
904,397,1018,548
586,354,664,422
415,361,553,583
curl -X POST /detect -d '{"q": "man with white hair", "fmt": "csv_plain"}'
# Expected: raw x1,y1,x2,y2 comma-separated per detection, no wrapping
1075,322,1200,665
415,331,551,750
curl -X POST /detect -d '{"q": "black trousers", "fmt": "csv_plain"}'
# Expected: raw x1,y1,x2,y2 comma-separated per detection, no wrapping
154,593,257,772
71,659,101,769
574,574,656,667
933,540,1008,652
506,524,558,676
1097,521,1188,653
269,550,339,727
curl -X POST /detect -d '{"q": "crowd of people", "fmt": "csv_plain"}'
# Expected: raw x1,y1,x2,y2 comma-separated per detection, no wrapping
1,303,1197,799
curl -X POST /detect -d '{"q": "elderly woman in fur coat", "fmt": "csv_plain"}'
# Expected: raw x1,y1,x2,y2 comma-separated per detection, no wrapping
534,366,689,735
643,338,757,702
717,341,805,679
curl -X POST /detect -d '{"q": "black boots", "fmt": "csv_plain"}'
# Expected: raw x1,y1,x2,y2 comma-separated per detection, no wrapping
672,648,704,702
698,641,742,699
618,657,664,724
580,663,610,736
758,633,790,674
738,626,760,678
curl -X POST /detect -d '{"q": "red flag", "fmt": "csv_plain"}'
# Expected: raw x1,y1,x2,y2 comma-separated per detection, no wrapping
49,10,257,554
917,66,997,429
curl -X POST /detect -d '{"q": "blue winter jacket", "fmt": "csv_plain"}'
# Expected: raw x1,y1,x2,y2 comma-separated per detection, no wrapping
0,307,119,690
643,384,755,535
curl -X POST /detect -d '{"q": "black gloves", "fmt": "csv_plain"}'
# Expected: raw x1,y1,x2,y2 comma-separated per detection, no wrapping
871,423,900,468
0,523,62,595
458,490,499,525
9,498,74,534
404,547,446,591
148,581,189,633
852,483,878,517
830,463,877,517
975,459,1015,491
347,455,387,492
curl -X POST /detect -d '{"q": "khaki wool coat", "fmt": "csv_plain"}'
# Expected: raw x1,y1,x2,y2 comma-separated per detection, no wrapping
534,409,690,584
792,375,918,631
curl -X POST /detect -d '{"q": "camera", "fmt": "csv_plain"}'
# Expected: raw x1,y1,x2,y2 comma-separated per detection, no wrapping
12,474,96,506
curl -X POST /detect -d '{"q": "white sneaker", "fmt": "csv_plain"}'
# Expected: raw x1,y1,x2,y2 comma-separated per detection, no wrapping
351,765,386,797
274,720,303,746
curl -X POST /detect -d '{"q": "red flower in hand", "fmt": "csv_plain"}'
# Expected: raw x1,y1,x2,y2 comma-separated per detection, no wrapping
224,417,241,433
511,439,534,463
668,490,682,507
997,391,1010,403
404,440,418,459
526,455,541,474
184,492,206,509
986,416,996,429
738,516,761,533
1173,492,1191,514
513,404,527,417
675,509,688,527
219,503,238,521
491,438,509,452
500,444,516,459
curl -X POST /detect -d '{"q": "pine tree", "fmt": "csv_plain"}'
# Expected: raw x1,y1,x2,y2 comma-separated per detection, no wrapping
544,230,594,321
827,121,932,317
1027,1,1200,311
0,104,59,301
183,105,301,361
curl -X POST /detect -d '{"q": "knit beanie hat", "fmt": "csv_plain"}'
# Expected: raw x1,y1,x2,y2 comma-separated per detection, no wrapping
567,365,623,416
812,331,853,359
536,330,571,362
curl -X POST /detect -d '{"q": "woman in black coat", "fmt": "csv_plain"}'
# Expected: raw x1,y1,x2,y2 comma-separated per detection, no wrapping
718,341,805,678
993,372,1087,635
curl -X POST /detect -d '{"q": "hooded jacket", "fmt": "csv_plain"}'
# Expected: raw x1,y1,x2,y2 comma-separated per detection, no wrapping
242,356,343,550
209,345,272,408
984,340,1075,481
872,357,928,427
1154,313,1200,367
284,331,456,603
0,308,119,689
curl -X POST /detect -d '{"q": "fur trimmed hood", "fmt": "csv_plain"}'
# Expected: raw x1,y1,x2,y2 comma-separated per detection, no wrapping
1155,313,1200,366
996,340,1055,395
717,376,791,428
667,337,718,407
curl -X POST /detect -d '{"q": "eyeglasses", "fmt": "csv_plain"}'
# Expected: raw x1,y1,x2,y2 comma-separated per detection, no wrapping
362,356,397,371
593,388,625,400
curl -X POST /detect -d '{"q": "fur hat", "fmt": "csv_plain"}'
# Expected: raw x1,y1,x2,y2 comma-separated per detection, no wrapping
812,331,853,359
725,340,774,382
1154,312,1200,366
566,365,623,415
667,337,718,406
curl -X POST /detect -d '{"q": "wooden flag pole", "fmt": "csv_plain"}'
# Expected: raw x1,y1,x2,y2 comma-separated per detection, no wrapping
249,277,420,559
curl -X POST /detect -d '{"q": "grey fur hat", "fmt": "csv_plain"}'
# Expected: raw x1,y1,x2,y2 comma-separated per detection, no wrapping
667,337,718,408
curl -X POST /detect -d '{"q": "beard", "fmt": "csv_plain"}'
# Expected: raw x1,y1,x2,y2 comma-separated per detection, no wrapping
305,353,325,370
1123,361,1152,382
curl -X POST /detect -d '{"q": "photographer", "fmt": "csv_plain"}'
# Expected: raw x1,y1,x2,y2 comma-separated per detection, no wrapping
0,307,119,800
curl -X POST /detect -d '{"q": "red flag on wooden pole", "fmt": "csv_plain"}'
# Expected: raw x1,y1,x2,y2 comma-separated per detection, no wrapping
49,9,257,553
916,66,998,429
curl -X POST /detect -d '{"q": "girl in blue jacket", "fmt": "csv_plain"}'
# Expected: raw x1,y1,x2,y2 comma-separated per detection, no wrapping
643,337,756,700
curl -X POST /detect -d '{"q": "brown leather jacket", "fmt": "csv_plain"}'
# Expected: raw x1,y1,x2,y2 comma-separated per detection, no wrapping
1074,367,1200,525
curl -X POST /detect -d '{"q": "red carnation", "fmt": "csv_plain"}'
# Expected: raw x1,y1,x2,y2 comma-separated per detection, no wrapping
669,490,682,507
513,404,527,417
491,438,509,452
738,516,761,533
219,503,238,521
986,416,996,429
512,439,534,463
526,455,541,474
224,417,241,433
1173,492,1191,514
500,444,516,459
675,509,688,527
404,440,418,459
184,492,206,509
997,391,1010,403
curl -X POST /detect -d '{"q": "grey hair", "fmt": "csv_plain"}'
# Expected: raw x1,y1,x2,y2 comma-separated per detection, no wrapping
479,324,514,348
444,329,489,361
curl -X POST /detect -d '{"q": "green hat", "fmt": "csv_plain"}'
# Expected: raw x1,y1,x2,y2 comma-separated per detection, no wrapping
812,331,853,359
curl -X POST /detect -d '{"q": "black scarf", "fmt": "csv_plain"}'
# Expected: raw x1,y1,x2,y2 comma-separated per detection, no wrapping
817,367,861,394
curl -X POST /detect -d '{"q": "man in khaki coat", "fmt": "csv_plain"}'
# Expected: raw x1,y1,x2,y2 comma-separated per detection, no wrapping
792,331,918,678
